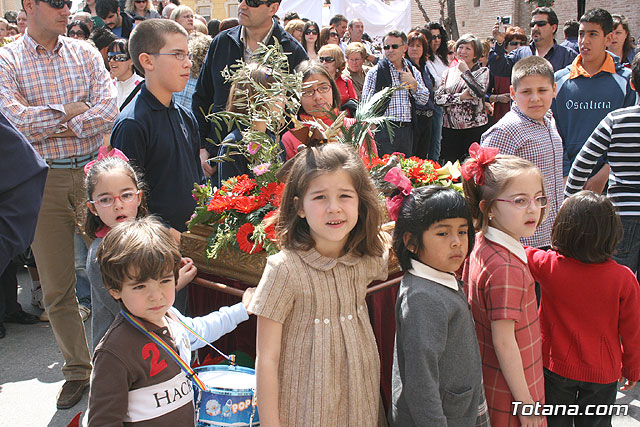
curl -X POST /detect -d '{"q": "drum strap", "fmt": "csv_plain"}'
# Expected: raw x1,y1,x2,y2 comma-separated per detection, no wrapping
121,309,209,391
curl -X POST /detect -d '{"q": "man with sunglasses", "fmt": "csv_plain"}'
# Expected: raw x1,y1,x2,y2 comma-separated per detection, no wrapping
361,30,429,157
0,0,117,411
193,0,307,179
489,7,577,77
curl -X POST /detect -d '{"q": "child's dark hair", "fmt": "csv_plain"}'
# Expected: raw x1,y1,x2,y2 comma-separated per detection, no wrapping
128,19,188,75
97,216,181,292
551,191,620,264
393,186,475,271
579,8,613,35
276,143,385,257
84,157,147,239
462,154,547,231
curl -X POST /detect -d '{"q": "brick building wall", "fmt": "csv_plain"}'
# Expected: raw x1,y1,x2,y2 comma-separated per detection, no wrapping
411,0,639,44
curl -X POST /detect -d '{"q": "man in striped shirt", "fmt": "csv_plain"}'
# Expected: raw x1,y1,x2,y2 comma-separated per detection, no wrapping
0,0,117,410
566,53,640,280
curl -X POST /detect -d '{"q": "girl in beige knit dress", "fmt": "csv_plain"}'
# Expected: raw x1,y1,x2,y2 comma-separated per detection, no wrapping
248,144,389,427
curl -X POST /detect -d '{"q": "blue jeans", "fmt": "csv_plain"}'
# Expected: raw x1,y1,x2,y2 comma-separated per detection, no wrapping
74,231,91,309
613,216,640,281
428,105,443,162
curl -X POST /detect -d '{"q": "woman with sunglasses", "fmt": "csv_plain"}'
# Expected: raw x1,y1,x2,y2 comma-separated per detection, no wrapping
487,27,527,124
107,39,144,110
66,20,90,40
318,44,357,112
424,22,449,162
435,34,490,163
284,19,305,44
125,0,160,20
320,26,339,48
302,21,320,61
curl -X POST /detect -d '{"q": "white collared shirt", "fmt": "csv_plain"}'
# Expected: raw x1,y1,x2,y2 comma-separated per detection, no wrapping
483,226,527,264
408,258,460,291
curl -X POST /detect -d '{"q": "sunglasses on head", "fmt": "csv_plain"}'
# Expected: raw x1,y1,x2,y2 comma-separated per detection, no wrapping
108,52,130,62
41,0,73,9
508,41,527,46
319,56,336,63
383,43,404,50
530,20,549,28
305,29,318,35
238,0,273,7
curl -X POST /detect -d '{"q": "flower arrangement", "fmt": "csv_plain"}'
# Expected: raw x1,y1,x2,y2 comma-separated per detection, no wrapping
190,175,284,258
365,152,463,194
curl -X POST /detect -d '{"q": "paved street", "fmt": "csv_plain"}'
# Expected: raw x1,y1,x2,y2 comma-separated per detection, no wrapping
2,266,640,426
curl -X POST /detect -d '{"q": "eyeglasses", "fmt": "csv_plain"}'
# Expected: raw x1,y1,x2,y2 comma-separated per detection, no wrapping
304,29,318,35
495,195,547,209
237,0,273,7
508,41,527,46
108,52,130,61
301,84,332,98
431,34,442,40
67,30,86,38
383,43,404,50
329,32,339,37
319,56,335,63
41,0,72,9
90,190,140,208
530,20,549,28
150,52,193,61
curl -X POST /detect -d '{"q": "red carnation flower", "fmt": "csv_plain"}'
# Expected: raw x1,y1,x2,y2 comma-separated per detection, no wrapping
260,182,285,207
236,223,263,253
262,210,278,242
233,175,257,195
207,195,234,213
234,195,266,214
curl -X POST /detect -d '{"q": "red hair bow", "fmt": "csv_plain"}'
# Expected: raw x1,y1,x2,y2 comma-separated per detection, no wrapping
84,145,129,174
384,167,413,221
460,142,498,185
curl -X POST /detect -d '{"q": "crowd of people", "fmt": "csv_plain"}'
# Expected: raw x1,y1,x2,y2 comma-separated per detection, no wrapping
1,0,640,425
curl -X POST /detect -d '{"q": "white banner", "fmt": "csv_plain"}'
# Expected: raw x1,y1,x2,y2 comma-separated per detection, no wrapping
277,0,324,27
330,0,412,39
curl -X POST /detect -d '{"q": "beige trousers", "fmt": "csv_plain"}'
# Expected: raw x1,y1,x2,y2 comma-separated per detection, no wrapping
31,168,91,381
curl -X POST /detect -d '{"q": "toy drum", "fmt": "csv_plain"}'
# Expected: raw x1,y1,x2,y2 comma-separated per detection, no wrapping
193,365,260,426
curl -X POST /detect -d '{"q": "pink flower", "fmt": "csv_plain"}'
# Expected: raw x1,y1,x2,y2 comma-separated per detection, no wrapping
253,162,271,176
247,141,261,155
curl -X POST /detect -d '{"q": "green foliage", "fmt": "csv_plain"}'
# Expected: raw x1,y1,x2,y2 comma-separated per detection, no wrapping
205,40,303,185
